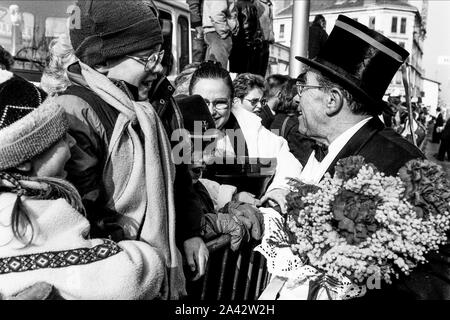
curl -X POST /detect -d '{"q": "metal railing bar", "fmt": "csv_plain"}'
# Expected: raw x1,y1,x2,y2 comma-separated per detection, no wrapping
254,254,266,300
231,253,243,300
217,247,230,300
200,259,211,300
243,250,255,300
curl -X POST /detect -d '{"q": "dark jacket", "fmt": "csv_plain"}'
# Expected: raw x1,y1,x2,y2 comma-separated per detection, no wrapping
308,23,328,59
148,76,205,243
258,104,275,129
323,117,450,299
270,113,315,167
433,112,445,142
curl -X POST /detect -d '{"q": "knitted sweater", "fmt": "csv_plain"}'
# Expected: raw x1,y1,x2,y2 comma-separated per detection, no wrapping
0,193,164,300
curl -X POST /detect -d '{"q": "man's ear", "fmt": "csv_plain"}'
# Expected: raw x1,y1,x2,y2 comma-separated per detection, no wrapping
325,88,344,116
15,162,32,173
233,97,241,106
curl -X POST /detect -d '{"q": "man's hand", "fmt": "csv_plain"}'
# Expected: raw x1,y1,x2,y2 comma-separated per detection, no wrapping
258,188,290,214
183,237,209,281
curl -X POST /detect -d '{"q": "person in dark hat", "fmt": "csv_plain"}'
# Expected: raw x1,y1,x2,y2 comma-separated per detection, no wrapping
54,0,186,299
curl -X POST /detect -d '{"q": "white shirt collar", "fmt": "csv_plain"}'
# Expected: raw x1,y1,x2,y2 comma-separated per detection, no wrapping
299,116,373,185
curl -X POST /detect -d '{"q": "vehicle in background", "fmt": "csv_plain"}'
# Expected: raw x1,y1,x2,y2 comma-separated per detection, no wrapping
0,0,191,83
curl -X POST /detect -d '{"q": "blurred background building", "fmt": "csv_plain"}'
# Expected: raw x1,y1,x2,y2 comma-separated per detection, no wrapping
269,0,439,111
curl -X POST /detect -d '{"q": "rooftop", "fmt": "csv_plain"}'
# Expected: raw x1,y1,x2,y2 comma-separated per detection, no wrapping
276,0,418,17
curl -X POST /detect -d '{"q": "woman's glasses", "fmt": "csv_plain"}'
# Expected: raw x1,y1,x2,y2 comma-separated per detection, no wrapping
244,97,267,107
126,50,165,72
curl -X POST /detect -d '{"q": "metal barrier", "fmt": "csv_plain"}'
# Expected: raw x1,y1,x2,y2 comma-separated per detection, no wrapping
185,235,270,301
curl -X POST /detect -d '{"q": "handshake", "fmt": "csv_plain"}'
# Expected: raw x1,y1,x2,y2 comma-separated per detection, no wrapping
202,201,264,251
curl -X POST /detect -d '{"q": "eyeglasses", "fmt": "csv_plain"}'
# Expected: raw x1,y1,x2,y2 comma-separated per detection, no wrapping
126,50,165,72
296,82,324,95
203,98,230,112
244,98,267,107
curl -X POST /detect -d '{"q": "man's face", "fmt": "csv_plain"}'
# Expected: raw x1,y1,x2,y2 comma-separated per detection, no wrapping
297,71,328,139
238,87,265,114
191,78,232,130
106,45,163,101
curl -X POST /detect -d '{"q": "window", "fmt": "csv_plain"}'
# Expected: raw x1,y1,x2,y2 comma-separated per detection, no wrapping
177,15,189,73
369,17,376,30
279,24,285,39
391,17,398,33
400,17,407,34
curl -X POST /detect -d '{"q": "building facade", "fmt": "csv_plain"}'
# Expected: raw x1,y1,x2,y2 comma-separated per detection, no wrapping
272,0,427,100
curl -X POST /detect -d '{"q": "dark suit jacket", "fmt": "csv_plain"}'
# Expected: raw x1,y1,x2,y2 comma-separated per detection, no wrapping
326,117,450,299
326,117,424,177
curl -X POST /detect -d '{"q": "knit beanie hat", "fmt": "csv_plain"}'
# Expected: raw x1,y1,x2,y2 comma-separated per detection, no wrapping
0,70,69,171
70,0,163,67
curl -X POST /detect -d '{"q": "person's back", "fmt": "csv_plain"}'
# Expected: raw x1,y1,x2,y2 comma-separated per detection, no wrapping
308,15,328,59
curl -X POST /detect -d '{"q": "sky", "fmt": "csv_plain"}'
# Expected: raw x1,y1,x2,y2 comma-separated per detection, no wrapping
422,0,450,109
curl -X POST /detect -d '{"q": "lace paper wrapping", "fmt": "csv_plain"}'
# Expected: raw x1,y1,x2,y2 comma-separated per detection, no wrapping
255,208,365,300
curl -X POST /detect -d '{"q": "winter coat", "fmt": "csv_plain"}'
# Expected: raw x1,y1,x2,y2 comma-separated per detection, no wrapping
202,0,239,38
149,75,205,243
55,62,186,300
215,106,303,192
255,0,275,43
0,193,164,300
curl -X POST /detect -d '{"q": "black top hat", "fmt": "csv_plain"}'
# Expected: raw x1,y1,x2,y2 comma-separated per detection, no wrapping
296,15,409,113
175,94,218,140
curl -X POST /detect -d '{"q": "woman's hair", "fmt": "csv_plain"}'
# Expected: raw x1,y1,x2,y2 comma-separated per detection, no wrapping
0,172,85,246
274,78,299,114
40,35,77,95
174,62,201,96
232,73,266,100
188,60,234,98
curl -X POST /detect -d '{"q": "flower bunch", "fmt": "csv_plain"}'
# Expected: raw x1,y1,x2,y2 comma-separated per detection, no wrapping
278,156,450,288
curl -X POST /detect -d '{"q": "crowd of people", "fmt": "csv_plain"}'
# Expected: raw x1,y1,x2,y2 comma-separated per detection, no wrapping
0,0,449,301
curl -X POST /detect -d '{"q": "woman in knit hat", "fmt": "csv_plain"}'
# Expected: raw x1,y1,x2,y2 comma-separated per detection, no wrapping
0,70,165,300
54,0,187,299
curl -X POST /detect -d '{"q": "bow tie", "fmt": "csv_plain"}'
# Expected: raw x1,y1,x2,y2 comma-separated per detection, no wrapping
312,143,328,162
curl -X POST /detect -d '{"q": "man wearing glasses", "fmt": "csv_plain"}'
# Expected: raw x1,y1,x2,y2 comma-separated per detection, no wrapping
260,15,424,230
55,0,187,299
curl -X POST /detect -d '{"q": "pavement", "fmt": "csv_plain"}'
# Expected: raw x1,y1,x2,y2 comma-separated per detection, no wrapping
423,135,450,178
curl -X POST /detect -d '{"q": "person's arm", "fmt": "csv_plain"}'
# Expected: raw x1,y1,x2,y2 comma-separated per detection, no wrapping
174,164,209,281
187,0,203,28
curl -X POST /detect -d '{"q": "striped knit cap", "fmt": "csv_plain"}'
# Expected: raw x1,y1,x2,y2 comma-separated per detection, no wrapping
0,70,69,171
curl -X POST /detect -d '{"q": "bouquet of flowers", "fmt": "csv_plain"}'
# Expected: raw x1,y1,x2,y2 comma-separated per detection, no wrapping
257,156,450,300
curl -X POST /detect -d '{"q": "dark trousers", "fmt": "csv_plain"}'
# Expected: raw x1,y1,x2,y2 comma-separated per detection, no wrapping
438,136,450,161
192,31,206,63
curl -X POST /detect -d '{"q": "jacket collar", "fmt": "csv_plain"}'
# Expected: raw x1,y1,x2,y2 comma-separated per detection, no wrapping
326,116,385,176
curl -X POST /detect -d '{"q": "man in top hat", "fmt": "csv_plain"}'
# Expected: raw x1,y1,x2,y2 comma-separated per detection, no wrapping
262,15,450,299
